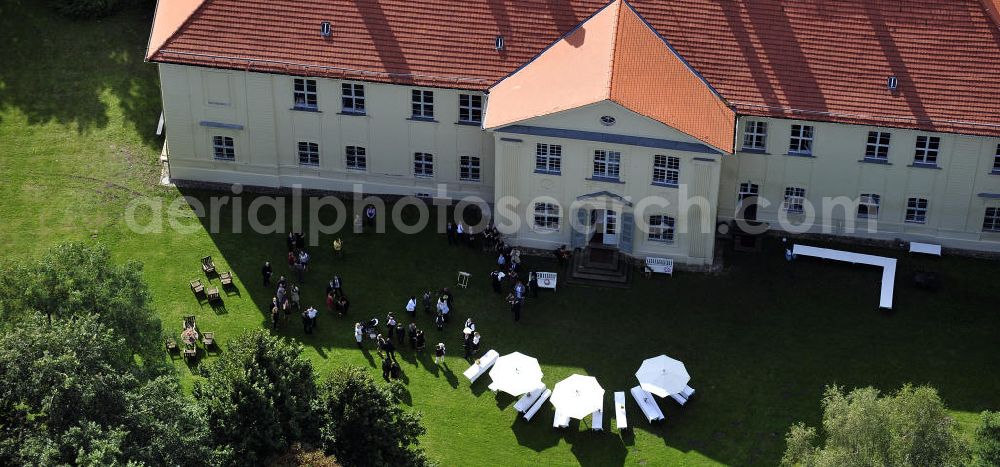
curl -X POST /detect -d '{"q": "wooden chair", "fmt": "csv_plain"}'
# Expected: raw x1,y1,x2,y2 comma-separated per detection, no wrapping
206,287,221,303
182,346,197,360
201,256,216,275
202,331,215,348
183,315,196,330
190,279,205,296
219,272,233,287
457,271,471,289
165,336,178,352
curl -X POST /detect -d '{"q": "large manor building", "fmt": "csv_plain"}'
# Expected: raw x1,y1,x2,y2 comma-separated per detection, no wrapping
147,0,1000,266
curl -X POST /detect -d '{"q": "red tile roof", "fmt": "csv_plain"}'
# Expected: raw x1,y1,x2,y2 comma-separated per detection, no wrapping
149,0,1000,138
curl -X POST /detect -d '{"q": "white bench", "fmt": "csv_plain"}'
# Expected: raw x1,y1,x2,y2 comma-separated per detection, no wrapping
523,389,551,421
463,349,499,383
535,272,558,290
792,244,897,309
553,409,570,428
614,391,628,431
631,386,665,423
645,257,674,276
591,408,604,431
909,242,941,256
515,386,546,413
670,393,687,405
681,385,695,399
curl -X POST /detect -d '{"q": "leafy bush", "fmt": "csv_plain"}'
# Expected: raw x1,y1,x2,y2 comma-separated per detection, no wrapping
973,411,1000,467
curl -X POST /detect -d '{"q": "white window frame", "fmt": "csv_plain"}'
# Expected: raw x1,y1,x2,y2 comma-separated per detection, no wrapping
413,152,434,178
297,141,319,166
535,143,562,174
532,203,560,231
345,145,367,172
341,83,365,114
458,94,482,123
865,131,891,161
212,136,235,161
857,193,881,219
984,207,1000,232
789,124,814,155
411,89,434,119
783,186,806,213
742,120,767,150
652,155,680,186
592,150,621,180
913,136,940,165
647,214,676,243
992,144,1000,173
459,155,481,182
293,78,318,110
905,197,929,224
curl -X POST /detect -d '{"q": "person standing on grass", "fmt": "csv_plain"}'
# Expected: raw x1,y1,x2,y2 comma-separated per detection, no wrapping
434,311,445,331
463,318,475,333
446,222,456,245
376,334,386,359
422,290,432,313
291,285,301,312
332,275,343,296
277,275,287,291
262,261,273,287
338,295,350,316
472,331,481,354
415,329,426,351
456,222,465,244
294,260,305,283
497,252,506,268
276,284,286,306
436,296,450,322
405,296,417,318
408,322,418,349
271,299,280,329
386,313,397,341
354,323,363,348
528,271,539,298
326,292,335,313
463,329,473,359
382,356,392,381
383,334,396,362
301,307,311,334
435,342,446,365
287,250,296,269
365,204,377,230
490,269,503,294
395,320,404,344
508,293,522,322
307,306,318,334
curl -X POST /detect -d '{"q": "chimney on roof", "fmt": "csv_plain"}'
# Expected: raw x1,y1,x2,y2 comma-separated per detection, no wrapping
320,21,332,38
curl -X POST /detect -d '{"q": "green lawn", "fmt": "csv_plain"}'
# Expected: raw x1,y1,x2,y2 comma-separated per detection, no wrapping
1,3,998,466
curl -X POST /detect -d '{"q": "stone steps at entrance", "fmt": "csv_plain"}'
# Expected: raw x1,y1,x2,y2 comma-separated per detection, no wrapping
564,246,633,289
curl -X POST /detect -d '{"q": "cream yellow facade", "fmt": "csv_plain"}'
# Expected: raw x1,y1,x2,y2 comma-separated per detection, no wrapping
720,116,1000,251
158,63,1000,262
158,64,494,199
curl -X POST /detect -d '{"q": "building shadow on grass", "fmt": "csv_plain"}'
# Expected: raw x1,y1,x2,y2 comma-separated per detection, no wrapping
178,188,1000,466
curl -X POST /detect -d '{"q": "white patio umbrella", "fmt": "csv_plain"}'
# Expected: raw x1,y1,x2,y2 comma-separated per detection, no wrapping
635,355,690,398
488,352,543,396
550,374,605,419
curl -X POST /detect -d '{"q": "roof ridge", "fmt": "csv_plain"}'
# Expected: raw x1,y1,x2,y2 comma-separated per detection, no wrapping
605,0,624,98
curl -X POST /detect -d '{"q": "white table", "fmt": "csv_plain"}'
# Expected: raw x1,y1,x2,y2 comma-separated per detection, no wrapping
630,386,664,423
792,244,897,309
614,391,628,430
463,349,499,383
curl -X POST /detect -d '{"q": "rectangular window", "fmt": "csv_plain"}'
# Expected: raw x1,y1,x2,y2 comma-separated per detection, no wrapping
789,124,814,154
857,193,881,219
783,187,806,213
414,152,434,178
652,155,680,186
293,78,318,109
341,83,365,113
533,203,560,230
297,142,319,166
345,146,367,171
535,143,562,174
459,155,481,182
593,150,621,180
411,89,434,119
742,120,767,150
459,94,482,123
905,197,929,224
913,136,940,165
865,131,891,161
212,136,235,161
993,144,1000,172
984,207,1000,232
647,215,676,243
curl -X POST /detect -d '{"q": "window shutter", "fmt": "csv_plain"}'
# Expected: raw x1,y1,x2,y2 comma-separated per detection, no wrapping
571,208,588,249
620,212,635,254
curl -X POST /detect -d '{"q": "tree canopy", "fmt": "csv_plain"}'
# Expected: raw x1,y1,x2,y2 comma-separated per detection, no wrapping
318,366,430,467
194,329,320,465
782,385,967,467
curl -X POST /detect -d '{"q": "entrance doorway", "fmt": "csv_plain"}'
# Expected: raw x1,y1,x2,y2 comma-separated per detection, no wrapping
737,182,759,221
589,209,618,246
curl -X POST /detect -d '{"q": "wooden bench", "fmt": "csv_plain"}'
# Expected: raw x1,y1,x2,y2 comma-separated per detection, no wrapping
463,349,499,383
219,272,233,287
535,272,558,291
644,257,674,277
